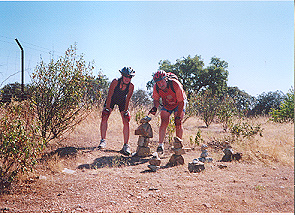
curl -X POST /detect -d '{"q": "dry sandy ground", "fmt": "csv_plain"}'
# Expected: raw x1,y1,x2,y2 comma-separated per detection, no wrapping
0,144,293,213
0,110,294,213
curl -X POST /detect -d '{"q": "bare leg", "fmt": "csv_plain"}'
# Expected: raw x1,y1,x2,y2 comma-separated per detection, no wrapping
159,110,171,144
100,109,112,140
121,111,130,144
175,110,185,139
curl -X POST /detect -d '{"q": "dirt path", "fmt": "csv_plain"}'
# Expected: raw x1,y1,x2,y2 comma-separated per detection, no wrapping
0,145,294,213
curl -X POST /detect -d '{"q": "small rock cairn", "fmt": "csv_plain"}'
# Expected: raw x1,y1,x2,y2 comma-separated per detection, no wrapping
221,146,242,162
188,159,205,173
148,152,161,172
188,144,212,173
166,137,185,167
133,116,153,157
198,144,213,163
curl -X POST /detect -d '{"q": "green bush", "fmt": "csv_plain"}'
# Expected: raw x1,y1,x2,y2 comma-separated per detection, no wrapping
217,95,239,131
230,120,263,139
196,89,220,127
270,88,294,123
30,44,94,144
0,100,44,193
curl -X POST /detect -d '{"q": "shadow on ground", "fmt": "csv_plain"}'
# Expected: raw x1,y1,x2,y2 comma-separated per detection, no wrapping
77,155,150,169
41,146,98,159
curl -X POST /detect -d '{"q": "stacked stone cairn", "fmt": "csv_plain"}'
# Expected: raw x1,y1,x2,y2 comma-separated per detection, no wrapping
188,144,212,173
148,152,161,172
198,144,213,163
166,137,185,167
188,159,205,173
133,116,153,157
221,146,242,162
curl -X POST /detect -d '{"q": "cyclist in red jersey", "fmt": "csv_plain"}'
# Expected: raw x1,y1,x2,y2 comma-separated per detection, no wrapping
98,67,135,156
149,70,187,153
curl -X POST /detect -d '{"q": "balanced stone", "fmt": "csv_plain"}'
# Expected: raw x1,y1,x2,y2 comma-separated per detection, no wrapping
148,165,160,172
188,160,205,173
200,149,208,158
172,147,186,155
135,123,153,138
201,144,208,150
137,136,150,147
167,154,184,166
173,137,183,149
221,147,234,162
148,152,161,171
149,158,161,166
135,146,151,157
140,116,152,124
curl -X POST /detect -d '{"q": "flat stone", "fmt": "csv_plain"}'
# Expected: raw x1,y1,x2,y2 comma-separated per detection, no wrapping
173,137,183,148
198,157,213,163
135,146,151,157
218,164,227,169
148,165,160,172
188,162,205,173
151,152,160,159
149,158,161,166
140,116,152,124
135,123,153,138
137,136,150,147
201,144,208,150
167,154,184,166
223,147,233,155
172,148,186,155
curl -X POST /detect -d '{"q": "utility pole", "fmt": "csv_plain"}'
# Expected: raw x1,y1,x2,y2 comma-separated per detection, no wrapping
15,38,24,98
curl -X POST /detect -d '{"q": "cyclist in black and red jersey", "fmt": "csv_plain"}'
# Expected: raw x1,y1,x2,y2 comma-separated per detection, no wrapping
149,70,187,154
98,67,135,156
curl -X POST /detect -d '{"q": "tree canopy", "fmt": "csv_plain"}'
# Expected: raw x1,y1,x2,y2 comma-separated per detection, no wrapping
146,55,229,98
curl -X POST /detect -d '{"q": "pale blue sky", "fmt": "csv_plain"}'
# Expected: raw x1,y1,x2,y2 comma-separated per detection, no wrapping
0,1,293,96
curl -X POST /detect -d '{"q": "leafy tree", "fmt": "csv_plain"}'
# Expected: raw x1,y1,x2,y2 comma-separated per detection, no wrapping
270,87,294,123
227,86,255,115
30,44,94,144
146,55,229,99
205,57,229,96
217,94,239,131
251,90,286,116
196,89,220,127
84,73,109,105
0,100,44,192
131,89,152,109
0,82,30,103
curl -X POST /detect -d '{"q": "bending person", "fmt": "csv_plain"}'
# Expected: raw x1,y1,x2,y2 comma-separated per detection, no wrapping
98,67,135,155
149,70,187,153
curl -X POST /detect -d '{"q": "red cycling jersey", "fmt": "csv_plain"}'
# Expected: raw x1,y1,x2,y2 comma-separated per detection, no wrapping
152,79,187,111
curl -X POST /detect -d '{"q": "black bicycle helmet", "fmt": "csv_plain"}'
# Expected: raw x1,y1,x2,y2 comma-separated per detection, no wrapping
119,67,135,77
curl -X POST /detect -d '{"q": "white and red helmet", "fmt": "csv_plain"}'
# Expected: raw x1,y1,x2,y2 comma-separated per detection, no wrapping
153,70,167,82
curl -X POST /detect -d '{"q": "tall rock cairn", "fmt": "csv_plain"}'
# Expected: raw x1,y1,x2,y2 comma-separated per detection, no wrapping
134,116,153,157
166,137,185,167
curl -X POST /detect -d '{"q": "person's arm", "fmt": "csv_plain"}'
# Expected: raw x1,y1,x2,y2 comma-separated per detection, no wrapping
149,85,160,115
124,83,134,111
173,80,186,118
105,79,117,109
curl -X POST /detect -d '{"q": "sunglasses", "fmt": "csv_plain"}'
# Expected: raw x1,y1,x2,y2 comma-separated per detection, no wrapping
123,74,133,79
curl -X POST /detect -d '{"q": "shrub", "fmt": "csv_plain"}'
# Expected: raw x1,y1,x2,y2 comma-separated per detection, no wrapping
196,89,220,127
131,89,152,109
166,116,176,144
30,44,94,145
217,95,239,131
230,120,264,139
270,87,294,123
0,100,44,193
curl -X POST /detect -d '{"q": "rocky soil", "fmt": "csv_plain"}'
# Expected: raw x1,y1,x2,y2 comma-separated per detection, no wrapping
0,143,294,213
